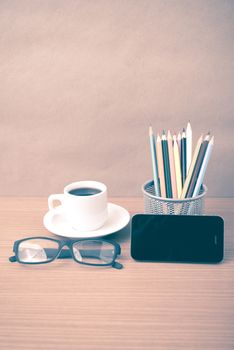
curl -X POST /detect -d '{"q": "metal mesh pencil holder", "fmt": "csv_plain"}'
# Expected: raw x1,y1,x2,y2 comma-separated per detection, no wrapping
142,180,207,215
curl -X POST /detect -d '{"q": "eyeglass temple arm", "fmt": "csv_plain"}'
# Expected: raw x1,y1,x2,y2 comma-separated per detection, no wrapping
9,250,77,262
9,249,75,261
112,261,123,269
9,256,17,262
46,248,117,259
47,249,123,269
9,248,121,261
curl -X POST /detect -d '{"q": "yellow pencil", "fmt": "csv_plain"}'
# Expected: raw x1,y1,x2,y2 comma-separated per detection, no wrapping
156,134,166,198
167,131,178,198
173,135,182,198
180,135,203,199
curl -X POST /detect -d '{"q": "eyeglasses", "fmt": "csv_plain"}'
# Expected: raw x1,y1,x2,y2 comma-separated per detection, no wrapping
9,237,123,269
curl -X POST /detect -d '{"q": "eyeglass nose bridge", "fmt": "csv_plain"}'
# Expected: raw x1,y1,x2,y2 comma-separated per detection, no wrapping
58,241,82,261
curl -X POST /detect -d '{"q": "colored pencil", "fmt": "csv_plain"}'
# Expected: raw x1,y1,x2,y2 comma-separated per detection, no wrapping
186,122,192,175
167,130,177,198
177,132,181,154
156,134,166,198
192,136,214,197
180,135,203,199
173,134,182,198
181,128,187,186
149,126,160,196
162,130,172,198
186,133,210,198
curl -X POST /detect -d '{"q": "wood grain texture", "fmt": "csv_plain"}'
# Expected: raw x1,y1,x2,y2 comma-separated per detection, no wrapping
0,197,234,350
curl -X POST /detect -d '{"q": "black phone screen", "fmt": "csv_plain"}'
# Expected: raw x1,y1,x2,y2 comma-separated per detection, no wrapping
131,215,224,263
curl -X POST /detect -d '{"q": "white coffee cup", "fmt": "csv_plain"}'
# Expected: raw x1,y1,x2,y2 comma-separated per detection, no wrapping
48,181,108,231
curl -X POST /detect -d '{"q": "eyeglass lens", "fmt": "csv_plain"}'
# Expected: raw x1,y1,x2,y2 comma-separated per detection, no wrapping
72,240,115,265
18,239,59,263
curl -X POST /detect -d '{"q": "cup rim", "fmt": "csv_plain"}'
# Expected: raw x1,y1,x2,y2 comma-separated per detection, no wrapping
64,181,107,198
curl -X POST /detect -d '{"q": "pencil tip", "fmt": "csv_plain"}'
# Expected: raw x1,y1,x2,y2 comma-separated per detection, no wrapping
162,130,165,135
187,121,192,131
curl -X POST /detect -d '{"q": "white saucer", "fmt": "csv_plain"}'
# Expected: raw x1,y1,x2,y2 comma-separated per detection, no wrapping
43,203,130,238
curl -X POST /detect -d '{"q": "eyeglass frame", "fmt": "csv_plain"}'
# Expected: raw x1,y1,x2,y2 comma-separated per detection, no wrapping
9,236,123,269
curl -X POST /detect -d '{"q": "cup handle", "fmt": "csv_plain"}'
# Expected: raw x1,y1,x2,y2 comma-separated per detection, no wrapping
48,194,64,210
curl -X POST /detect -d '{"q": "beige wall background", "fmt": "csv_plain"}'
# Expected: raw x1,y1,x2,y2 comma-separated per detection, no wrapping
1,0,234,197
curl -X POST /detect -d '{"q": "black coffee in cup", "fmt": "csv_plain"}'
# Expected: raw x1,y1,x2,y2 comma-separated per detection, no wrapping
68,187,102,196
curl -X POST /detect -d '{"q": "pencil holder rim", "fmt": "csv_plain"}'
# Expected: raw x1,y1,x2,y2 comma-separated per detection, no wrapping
142,180,207,203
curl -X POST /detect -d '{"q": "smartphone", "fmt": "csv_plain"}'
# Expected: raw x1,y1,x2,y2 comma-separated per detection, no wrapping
131,214,224,263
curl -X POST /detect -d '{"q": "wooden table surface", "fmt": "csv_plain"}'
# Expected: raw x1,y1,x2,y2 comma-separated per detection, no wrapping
0,197,234,350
